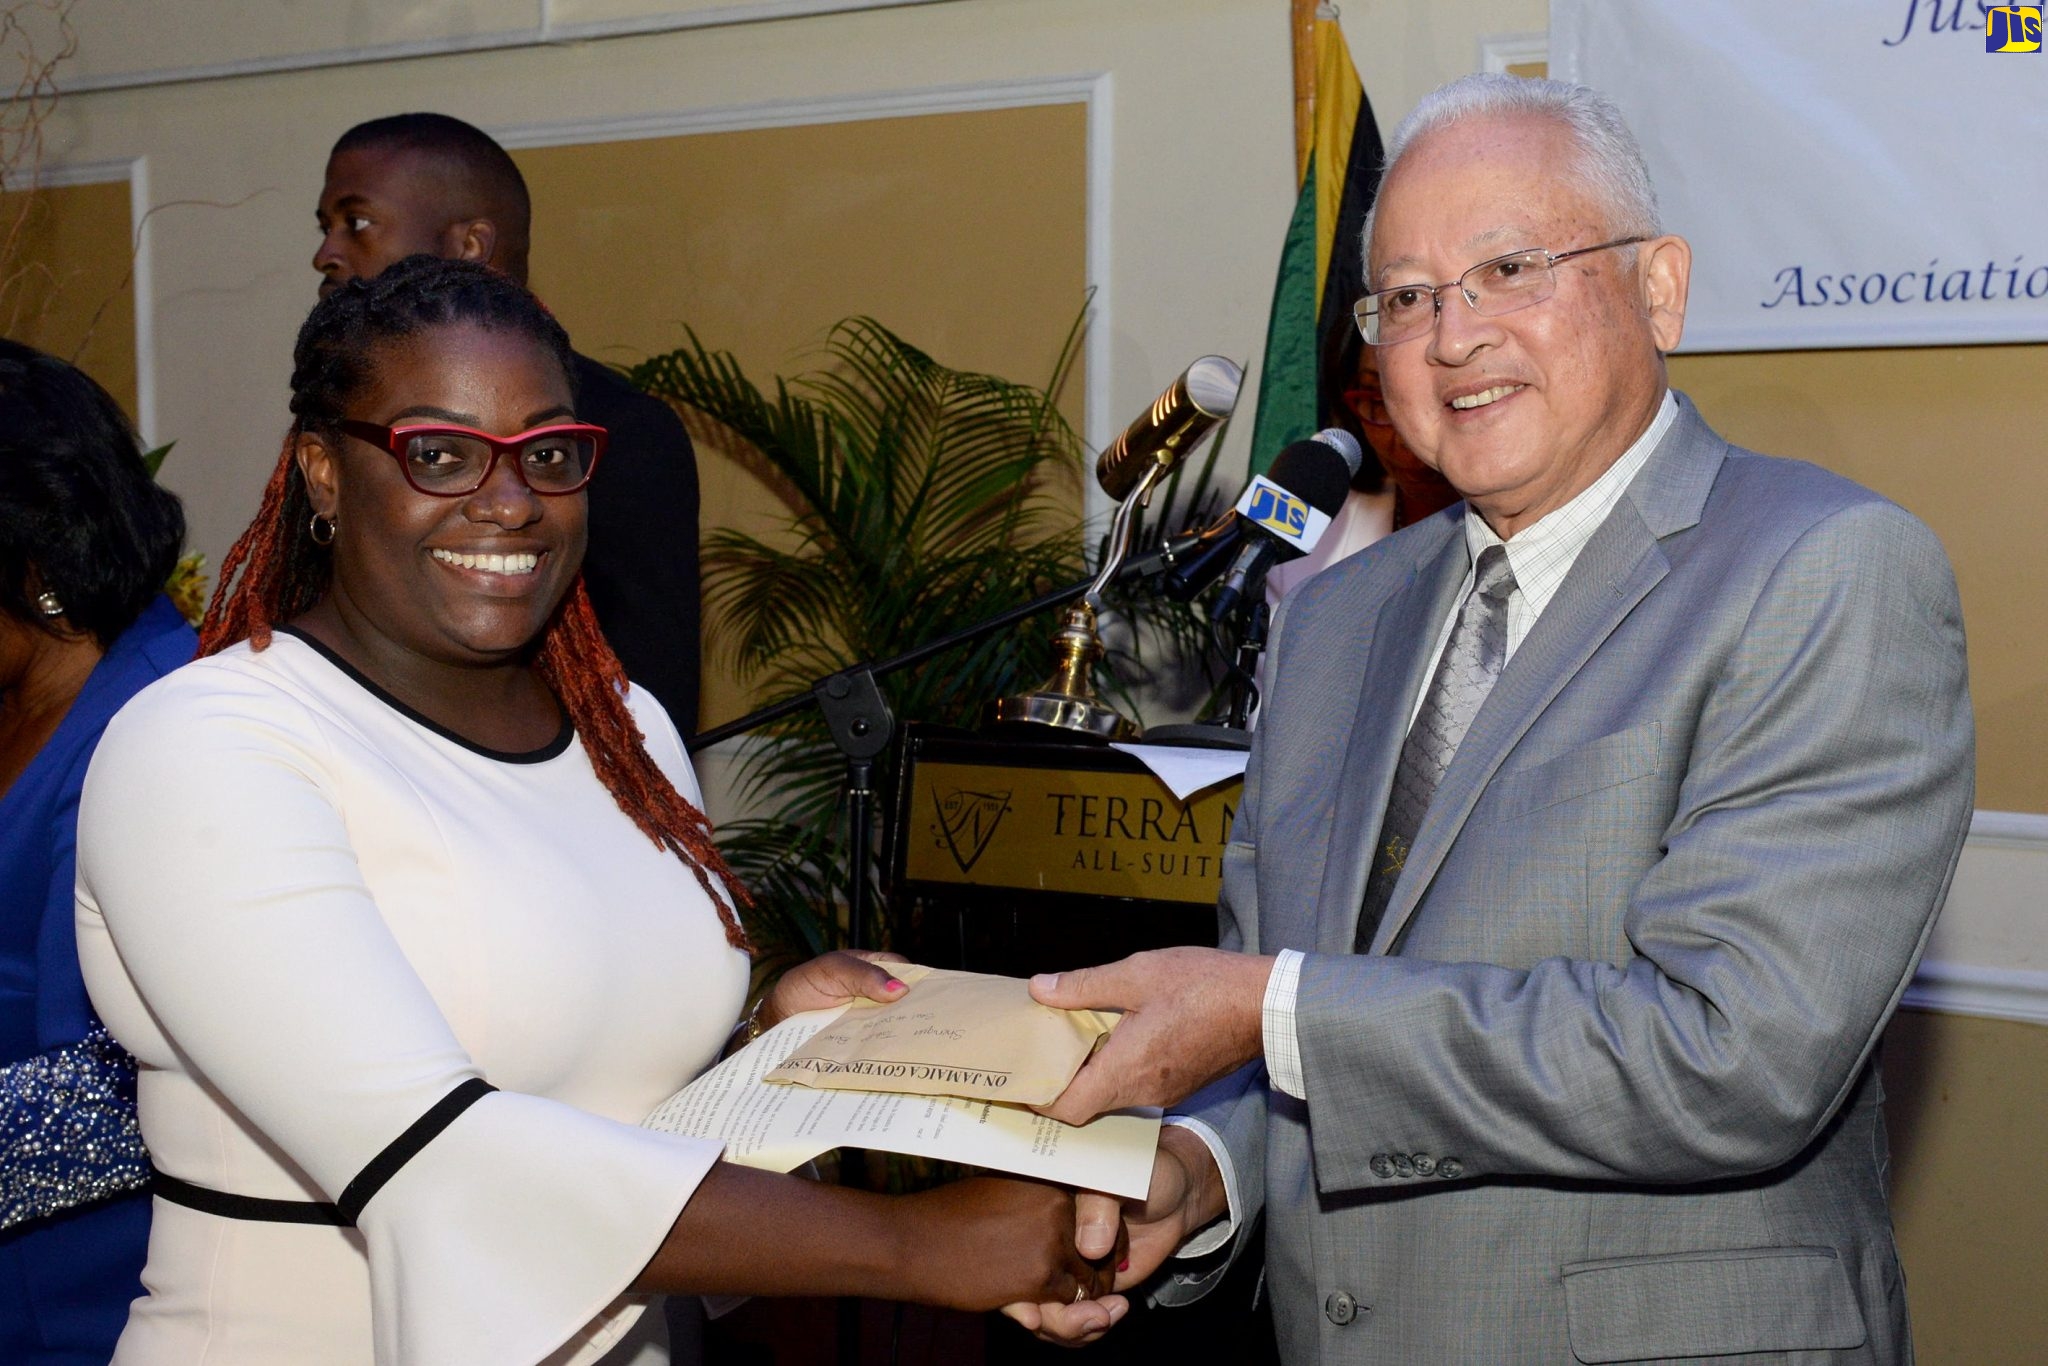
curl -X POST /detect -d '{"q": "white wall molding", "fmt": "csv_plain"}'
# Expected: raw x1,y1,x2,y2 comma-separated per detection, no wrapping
1966,807,2048,851
1081,72,1115,470
490,73,1102,147
1476,31,1548,74
62,1,956,94
693,755,2048,1030
1911,808,2048,1025
1904,960,2048,1028
2,154,134,191
545,0,948,46
127,157,158,442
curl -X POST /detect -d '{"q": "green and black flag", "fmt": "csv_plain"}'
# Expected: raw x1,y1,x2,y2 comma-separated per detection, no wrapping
1247,12,1385,474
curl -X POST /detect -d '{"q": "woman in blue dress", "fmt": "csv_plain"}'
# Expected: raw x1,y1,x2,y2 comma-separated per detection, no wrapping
0,339,195,1365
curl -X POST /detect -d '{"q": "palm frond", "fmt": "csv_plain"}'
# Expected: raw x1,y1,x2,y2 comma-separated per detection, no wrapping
632,311,1219,956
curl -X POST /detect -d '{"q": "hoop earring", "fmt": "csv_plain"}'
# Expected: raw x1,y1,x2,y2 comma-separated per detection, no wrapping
309,512,338,546
35,590,64,617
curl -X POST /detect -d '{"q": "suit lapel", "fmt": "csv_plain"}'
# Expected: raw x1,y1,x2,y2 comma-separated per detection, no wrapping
1315,524,1469,955
1366,396,1727,955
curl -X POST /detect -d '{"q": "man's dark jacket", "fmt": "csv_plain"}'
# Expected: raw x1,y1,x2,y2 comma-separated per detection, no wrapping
572,352,700,734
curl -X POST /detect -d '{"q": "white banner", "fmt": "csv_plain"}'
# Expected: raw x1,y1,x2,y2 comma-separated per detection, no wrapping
1553,1,2048,351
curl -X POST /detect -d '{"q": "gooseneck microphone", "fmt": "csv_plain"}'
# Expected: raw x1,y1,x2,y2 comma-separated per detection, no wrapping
1152,514,1246,602
1095,356,1244,500
1206,427,1363,621
1127,427,1366,601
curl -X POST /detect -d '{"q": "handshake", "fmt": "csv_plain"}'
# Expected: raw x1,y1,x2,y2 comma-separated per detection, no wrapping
701,946,1273,1344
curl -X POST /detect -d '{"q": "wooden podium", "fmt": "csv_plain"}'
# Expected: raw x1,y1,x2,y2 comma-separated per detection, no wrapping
886,724,1242,977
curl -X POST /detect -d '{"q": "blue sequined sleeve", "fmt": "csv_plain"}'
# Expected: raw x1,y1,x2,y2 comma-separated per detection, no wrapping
0,1024,149,1230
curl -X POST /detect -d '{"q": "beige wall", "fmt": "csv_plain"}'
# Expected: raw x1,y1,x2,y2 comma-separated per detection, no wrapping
515,104,1088,731
0,177,138,418
1883,1010,2048,1361
28,0,1313,582
30,0,1552,588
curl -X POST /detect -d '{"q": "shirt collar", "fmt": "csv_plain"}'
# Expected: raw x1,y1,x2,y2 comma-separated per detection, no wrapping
1461,389,1677,619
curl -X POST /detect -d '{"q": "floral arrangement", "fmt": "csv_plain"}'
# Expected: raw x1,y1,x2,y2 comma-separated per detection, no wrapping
142,443,209,625
164,552,207,626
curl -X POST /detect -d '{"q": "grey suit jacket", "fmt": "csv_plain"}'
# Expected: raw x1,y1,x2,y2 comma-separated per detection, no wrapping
1170,396,1974,1364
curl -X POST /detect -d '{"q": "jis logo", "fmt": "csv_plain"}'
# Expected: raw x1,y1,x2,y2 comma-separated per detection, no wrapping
1988,5,2042,50
1245,483,1309,538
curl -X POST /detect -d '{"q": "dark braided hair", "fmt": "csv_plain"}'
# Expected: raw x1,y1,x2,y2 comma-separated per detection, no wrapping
203,254,751,951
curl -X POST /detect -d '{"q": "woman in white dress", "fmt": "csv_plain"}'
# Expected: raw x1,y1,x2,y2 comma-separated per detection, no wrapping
73,255,1114,1365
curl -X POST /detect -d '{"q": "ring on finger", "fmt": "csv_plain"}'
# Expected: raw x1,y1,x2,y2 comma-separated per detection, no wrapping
1073,1285,1085,1304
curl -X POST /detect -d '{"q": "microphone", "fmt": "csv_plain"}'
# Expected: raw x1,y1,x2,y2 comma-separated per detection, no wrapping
1207,427,1363,621
1121,426,1364,599
1096,356,1244,500
1155,513,1246,601
1116,511,1238,597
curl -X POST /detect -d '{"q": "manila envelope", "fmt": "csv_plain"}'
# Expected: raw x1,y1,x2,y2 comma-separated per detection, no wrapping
763,963,1118,1106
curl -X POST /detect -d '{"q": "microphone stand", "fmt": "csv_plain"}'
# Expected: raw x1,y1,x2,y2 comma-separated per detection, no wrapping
1225,597,1270,729
1145,586,1266,750
688,576,1102,951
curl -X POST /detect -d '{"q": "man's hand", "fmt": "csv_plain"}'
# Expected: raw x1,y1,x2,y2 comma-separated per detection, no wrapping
1000,1125,1229,1346
1029,948,1273,1126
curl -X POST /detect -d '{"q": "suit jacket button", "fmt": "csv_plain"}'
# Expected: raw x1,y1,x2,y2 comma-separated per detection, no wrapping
1325,1291,1358,1326
1437,1156,1464,1179
1368,1154,1393,1178
1390,1152,1414,1177
1412,1153,1436,1176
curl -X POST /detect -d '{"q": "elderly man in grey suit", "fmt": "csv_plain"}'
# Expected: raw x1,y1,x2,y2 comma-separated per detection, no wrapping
1006,73,1973,1364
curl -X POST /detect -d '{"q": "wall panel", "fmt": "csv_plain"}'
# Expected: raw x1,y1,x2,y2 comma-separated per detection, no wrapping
515,103,1088,730
0,175,138,418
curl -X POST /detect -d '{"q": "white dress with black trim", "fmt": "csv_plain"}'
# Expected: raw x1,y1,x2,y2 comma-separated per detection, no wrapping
73,630,750,1365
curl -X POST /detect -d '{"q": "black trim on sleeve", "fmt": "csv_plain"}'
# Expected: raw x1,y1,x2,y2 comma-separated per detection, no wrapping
337,1078,497,1225
149,1078,497,1228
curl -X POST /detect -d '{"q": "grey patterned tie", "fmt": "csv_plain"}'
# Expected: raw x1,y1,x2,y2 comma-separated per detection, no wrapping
1355,544,1519,952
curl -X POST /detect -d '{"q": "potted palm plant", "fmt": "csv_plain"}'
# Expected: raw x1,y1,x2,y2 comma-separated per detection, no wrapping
633,317,1124,964
630,317,1226,965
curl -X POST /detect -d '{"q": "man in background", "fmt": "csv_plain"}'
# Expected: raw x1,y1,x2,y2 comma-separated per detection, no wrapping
313,113,703,732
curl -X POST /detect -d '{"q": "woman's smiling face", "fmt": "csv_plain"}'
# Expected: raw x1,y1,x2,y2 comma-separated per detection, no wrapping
297,321,587,670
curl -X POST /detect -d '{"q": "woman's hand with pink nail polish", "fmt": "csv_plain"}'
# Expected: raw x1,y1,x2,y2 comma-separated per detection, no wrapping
756,950,912,1033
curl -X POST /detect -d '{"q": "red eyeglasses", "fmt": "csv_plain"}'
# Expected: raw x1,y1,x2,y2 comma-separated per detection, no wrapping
340,419,608,496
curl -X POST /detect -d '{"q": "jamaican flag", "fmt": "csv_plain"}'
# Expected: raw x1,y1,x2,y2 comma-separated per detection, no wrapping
1247,13,1385,474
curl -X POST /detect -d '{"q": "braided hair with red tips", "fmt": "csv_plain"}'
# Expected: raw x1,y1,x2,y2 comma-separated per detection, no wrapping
203,255,751,951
